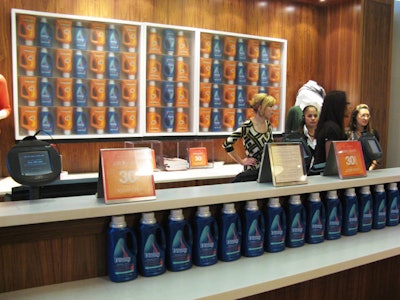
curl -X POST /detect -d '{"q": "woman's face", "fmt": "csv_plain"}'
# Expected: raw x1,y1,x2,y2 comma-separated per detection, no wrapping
356,108,370,128
259,104,274,120
304,107,319,129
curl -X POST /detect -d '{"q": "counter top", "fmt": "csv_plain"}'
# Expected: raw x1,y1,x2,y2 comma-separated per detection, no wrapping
0,163,244,195
1,225,399,300
1,168,399,228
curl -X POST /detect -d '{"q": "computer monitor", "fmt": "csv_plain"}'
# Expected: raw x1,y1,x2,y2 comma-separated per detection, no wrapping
360,134,383,160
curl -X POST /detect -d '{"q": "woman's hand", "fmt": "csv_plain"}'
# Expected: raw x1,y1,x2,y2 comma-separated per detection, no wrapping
241,157,257,167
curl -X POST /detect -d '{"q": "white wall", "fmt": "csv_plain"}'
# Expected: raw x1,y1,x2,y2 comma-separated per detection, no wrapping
386,1,400,167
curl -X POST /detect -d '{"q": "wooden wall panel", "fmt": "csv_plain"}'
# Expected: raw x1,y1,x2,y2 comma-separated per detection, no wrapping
360,0,393,167
1,0,391,176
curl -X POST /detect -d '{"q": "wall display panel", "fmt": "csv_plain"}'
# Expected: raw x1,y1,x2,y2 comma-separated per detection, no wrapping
198,30,287,135
12,9,143,140
144,25,196,136
11,9,286,140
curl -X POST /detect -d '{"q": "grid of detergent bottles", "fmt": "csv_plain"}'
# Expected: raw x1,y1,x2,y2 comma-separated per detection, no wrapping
14,10,286,139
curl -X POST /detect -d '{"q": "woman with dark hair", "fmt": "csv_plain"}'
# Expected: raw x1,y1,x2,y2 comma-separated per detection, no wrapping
347,104,380,170
313,90,349,165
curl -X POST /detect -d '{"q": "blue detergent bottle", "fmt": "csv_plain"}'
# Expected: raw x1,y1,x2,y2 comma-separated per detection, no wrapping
236,62,247,85
285,195,306,248
259,41,269,64
107,107,120,134
39,48,53,77
74,107,88,134
264,197,286,253
107,80,120,107
107,24,120,52
211,108,222,132
74,79,88,107
40,107,54,135
211,60,223,84
211,35,223,59
193,206,218,267
211,84,222,108
219,203,242,262
305,192,325,244
74,21,88,50
166,209,193,272
107,215,138,282
386,182,399,226
258,64,268,87
138,212,166,277
107,52,121,80
323,190,342,240
39,78,54,106
372,184,386,229
357,186,373,232
236,38,247,61
341,188,358,236
39,18,52,47
74,50,88,79
241,200,265,257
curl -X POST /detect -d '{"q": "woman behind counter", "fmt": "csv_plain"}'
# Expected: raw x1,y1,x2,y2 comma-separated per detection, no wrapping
313,90,349,166
222,93,276,171
347,104,380,170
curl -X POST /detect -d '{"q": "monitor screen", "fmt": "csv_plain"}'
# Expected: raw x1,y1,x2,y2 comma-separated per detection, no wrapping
367,139,380,154
18,150,53,176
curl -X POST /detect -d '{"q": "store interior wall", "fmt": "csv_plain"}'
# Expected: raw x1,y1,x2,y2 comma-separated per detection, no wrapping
387,0,400,167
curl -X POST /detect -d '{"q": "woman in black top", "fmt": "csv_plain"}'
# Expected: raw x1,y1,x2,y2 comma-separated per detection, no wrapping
313,90,349,165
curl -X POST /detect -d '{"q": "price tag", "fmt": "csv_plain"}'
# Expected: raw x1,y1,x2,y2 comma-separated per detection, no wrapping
188,147,208,168
324,141,367,179
98,148,156,204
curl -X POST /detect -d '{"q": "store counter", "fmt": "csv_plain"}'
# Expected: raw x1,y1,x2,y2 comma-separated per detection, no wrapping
1,168,400,298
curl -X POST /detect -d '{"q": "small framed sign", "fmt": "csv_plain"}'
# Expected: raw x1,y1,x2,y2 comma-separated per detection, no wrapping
323,141,367,179
268,142,308,187
188,147,208,168
97,148,156,204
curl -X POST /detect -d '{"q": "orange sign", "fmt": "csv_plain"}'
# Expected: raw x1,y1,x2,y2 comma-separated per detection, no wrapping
99,148,156,204
324,141,367,179
188,147,208,168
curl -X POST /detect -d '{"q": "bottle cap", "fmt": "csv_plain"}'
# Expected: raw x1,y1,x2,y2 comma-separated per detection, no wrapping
223,203,236,214
268,197,281,207
141,212,156,224
375,184,385,193
389,182,398,190
308,192,321,202
169,209,184,221
110,215,126,228
345,188,356,196
289,195,301,205
197,206,211,217
245,200,258,211
326,190,338,199
360,186,371,194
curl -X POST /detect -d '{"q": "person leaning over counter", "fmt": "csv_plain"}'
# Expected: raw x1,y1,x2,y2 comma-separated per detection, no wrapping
222,93,276,171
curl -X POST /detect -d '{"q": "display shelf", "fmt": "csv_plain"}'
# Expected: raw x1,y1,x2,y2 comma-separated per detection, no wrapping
1,217,399,300
1,168,399,228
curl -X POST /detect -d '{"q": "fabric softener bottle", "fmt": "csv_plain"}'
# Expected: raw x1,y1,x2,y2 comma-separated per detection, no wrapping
285,195,306,248
324,190,342,240
166,209,193,272
264,197,286,252
107,215,138,282
341,188,358,236
193,206,218,266
305,193,325,244
386,182,400,226
138,212,166,277
372,184,386,229
219,203,242,262
357,186,373,232
242,200,265,257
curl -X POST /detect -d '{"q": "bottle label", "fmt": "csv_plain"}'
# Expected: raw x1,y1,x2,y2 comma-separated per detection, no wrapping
289,211,304,242
327,206,341,235
170,229,190,266
309,209,324,239
143,233,163,271
113,238,135,276
198,225,217,259
245,219,263,251
223,223,240,255
269,214,284,245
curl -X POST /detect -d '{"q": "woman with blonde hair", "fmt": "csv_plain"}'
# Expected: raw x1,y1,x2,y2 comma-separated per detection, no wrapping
347,104,380,170
222,93,276,172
